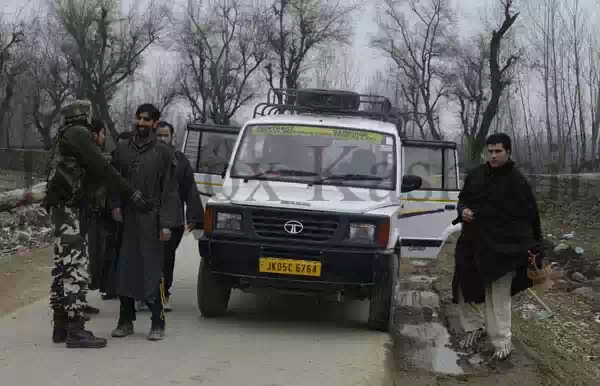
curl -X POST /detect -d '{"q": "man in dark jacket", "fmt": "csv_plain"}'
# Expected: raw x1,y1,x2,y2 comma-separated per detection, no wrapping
45,100,150,348
79,118,110,314
452,133,543,361
81,118,117,302
156,121,204,311
109,104,179,341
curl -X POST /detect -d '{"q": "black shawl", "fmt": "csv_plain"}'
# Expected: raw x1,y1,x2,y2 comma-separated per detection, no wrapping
452,160,543,304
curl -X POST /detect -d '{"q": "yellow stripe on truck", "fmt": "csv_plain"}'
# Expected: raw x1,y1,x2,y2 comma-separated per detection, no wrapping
404,198,457,203
195,181,223,187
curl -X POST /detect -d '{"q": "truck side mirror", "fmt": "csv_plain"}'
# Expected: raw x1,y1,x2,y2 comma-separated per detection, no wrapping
401,174,422,193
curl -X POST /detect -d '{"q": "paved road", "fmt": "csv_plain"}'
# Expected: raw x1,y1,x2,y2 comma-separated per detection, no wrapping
0,234,395,386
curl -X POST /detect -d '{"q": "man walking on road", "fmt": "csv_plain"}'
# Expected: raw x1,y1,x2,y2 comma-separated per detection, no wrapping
452,133,543,361
44,100,151,348
109,104,179,341
156,121,204,311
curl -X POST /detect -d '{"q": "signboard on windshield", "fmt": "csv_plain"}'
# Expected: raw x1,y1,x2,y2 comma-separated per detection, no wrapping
251,125,384,143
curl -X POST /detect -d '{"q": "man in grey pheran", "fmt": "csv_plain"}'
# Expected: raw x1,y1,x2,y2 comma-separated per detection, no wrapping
109,103,179,341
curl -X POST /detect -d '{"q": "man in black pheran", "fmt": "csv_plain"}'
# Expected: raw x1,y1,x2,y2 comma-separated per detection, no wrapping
452,133,543,361
109,104,179,341
156,121,204,311
45,100,151,348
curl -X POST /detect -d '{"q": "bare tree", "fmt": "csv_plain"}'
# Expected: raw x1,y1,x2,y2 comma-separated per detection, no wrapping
26,20,76,148
373,0,456,140
462,0,519,171
51,0,168,146
176,0,268,124
588,34,600,169
363,68,416,137
0,17,28,148
568,0,587,171
138,57,181,116
263,0,358,104
446,34,489,160
110,80,139,134
311,46,359,91
525,0,557,167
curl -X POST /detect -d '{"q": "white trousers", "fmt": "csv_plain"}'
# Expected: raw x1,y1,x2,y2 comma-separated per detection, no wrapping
457,271,514,349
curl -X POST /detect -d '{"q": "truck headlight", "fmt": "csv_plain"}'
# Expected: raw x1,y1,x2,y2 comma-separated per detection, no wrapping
216,212,242,231
346,219,390,248
348,223,376,242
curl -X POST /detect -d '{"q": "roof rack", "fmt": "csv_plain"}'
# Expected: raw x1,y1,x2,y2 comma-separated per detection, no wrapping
401,138,457,149
186,122,241,135
252,88,403,125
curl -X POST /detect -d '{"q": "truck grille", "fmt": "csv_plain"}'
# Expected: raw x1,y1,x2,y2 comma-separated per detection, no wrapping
251,209,339,242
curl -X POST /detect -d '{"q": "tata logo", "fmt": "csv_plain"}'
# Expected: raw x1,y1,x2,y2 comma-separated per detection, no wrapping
284,220,304,235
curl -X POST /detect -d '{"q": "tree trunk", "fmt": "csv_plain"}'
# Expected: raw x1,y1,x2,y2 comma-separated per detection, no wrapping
0,182,47,212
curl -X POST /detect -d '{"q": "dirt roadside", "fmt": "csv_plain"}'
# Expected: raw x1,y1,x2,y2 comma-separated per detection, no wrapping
420,242,600,386
0,247,52,317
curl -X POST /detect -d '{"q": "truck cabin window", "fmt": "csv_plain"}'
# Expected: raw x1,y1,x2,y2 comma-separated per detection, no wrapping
230,125,397,190
403,145,458,190
185,131,237,175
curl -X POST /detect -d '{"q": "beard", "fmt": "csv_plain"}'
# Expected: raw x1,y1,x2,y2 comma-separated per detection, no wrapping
136,126,151,138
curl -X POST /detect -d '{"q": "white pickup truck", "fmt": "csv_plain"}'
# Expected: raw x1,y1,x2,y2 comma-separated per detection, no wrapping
182,88,461,332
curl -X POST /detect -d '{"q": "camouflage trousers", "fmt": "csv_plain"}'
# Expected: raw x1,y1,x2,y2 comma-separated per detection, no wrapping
49,205,90,319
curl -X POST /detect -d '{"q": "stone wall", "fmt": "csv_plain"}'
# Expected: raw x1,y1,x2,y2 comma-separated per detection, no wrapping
528,175,600,230
0,149,50,174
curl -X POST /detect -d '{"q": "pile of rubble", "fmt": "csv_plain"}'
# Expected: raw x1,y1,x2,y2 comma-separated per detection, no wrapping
0,203,52,256
542,230,600,305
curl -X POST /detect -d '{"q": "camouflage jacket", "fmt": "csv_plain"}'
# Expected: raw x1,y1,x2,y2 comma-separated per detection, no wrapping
44,124,133,210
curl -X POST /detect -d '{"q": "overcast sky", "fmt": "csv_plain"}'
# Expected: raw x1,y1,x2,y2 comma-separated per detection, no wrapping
4,0,596,128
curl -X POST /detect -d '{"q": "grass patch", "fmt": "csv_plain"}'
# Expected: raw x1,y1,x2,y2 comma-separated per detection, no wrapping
512,312,599,386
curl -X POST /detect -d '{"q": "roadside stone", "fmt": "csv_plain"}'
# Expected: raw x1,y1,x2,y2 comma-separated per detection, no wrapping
553,242,569,253
0,212,14,228
554,279,584,291
14,230,31,244
587,278,600,289
572,287,600,304
572,272,588,283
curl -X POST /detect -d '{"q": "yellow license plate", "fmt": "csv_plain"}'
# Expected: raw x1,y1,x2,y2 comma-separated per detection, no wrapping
258,257,322,277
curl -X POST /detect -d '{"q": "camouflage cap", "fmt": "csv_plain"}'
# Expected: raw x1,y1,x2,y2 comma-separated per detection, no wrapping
61,100,93,123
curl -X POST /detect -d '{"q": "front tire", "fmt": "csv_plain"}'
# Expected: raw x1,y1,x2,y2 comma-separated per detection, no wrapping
368,253,398,332
197,257,231,317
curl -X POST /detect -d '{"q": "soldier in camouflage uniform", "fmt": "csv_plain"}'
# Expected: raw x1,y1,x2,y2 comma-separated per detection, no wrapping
44,100,152,348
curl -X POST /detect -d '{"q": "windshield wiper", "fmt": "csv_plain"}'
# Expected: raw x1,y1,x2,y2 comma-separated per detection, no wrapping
308,173,384,186
242,168,318,182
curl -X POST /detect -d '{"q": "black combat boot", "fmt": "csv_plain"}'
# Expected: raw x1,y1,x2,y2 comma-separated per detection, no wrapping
65,317,107,348
83,305,100,314
52,311,67,344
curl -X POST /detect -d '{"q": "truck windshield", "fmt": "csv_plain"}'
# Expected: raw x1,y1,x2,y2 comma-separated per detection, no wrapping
230,124,396,190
